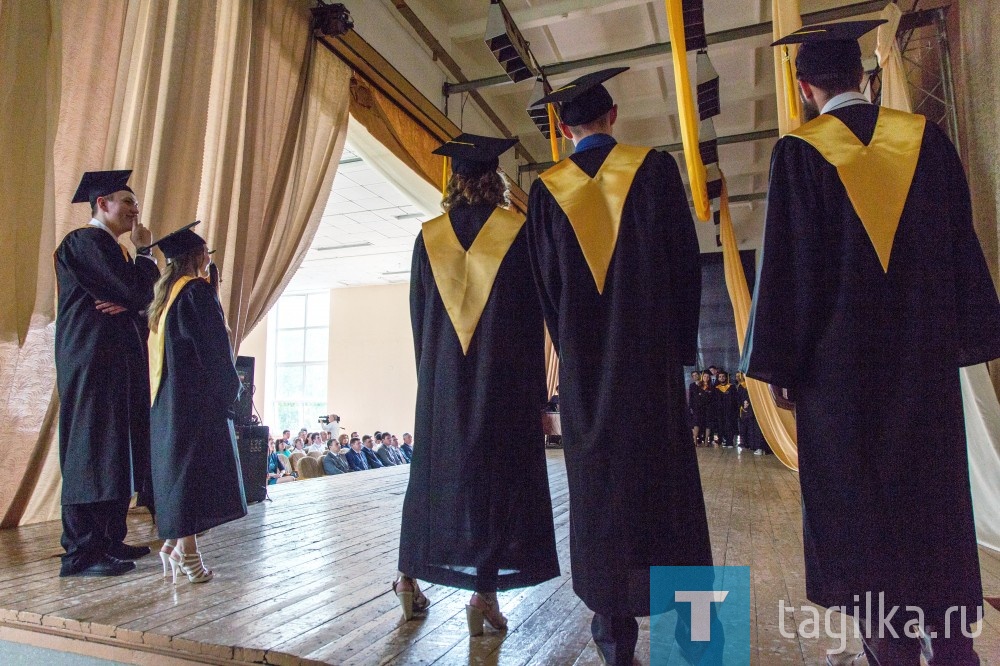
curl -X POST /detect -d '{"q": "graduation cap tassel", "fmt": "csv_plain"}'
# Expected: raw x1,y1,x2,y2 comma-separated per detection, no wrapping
441,156,449,195
782,46,800,120
546,104,560,162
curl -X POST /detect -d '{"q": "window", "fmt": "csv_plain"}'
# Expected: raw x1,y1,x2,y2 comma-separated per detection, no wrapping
271,292,329,433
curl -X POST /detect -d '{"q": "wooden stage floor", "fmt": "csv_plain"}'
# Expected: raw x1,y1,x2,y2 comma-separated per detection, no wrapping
0,448,997,665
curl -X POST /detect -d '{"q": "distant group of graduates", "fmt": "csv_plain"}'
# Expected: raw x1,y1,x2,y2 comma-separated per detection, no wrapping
687,367,770,455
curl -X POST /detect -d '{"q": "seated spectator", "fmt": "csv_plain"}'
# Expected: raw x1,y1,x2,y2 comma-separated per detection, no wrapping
338,433,350,450
322,440,351,475
276,439,292,458
361,435,384,469
375,433,398,466
390,435,408,465
267,440,292,485
345,437,370,471
291,437,306,454
306,432,325,453
400,433,414,462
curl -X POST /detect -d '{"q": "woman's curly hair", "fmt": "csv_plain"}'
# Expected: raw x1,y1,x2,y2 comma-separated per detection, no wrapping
441,169,510,211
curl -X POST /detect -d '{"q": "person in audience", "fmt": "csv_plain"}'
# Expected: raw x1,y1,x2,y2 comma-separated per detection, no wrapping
345,437,369,472
322,440,351,475
400,433,414,462
291,437,306,454
277,439,291,458
375,435,398,467
319,430,330,444
361,435,384,469
398,134,559,636
390,436,408,465
306,432,324,453
280,429,291,445
267,440,291,485
146,223,246,585
714,371,738,448
350,431,359,440
338,433,350,450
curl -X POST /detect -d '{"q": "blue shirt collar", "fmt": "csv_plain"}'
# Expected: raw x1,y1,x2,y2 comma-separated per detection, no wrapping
574,133,617,153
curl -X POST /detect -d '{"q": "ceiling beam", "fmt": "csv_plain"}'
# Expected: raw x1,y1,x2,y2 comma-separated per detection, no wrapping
518,128,779,175
444,0,890,95
448,0,653,42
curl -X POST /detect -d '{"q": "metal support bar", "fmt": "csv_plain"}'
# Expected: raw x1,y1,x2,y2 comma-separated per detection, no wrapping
519,128,779,175
445,0,890,95
933,7,960,151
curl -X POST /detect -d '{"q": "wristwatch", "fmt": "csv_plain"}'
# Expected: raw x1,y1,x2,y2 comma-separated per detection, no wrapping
136,246,152,256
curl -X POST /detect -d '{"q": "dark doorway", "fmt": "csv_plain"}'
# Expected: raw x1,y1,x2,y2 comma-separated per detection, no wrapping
687,251,756,376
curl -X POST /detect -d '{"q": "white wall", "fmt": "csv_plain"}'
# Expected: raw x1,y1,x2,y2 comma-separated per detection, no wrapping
328,283,416,438
236,318,269,427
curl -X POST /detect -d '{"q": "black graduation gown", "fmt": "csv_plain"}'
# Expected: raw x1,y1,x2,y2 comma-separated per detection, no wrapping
398,202,560,592
54,227,159,505
150,279,247,539
735,383,764,452
526,143,712,617
741,105,1000,612
690,384,713,430
714,384,738,442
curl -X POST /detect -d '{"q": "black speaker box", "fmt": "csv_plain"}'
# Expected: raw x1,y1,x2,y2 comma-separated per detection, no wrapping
235,425,269,504
234,356,255,427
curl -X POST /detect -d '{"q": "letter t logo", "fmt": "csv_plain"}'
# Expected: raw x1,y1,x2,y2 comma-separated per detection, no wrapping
675,590,729,641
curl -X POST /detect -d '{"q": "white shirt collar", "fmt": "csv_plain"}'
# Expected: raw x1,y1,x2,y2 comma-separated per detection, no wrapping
88,218,118,240
821,91,870,115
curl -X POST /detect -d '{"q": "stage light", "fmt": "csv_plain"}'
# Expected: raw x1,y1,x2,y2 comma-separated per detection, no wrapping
696,50,720,120
698,117,718,166
484,0,536,83
527,77,561,139
682,0,707,51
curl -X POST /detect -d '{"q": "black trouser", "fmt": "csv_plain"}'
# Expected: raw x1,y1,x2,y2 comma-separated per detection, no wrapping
592,614,639,666
859,607,980,666
61,497,131,572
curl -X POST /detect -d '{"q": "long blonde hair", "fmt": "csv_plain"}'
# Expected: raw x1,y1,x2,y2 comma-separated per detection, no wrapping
147,248,205,333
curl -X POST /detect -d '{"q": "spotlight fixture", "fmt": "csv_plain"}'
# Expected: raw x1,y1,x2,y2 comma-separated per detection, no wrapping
696,50,720,120
682,0,707,51
311,2,353,38
698,117,718,166
484,0,536,83
527,76,562,139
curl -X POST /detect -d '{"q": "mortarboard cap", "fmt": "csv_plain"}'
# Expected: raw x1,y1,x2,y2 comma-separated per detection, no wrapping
432,133,518,178
772,20,886,80
143,221,205,260
530,67,628,126
72,170,134,205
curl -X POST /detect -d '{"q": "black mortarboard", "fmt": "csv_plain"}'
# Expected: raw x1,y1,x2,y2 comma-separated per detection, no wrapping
432,133,518,178
144,221,205,259
772,20,886,80
529,67,628,126
72,170,134,205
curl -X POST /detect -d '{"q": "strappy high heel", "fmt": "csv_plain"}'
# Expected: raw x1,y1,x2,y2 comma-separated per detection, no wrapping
168,548,213,584
392,575,430,620
466,592,507,636
158,541,175,579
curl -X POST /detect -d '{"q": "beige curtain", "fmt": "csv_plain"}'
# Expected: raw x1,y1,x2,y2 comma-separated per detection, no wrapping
875,4,911,114
772,0,803,137
0,0,351,526
544,331,559,399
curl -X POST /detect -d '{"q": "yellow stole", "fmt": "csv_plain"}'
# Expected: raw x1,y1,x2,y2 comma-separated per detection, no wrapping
788,107,925,272
539,144,652,294
148,275,202,403
422,207,525,355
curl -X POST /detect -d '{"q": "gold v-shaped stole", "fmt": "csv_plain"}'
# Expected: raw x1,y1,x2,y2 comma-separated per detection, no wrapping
422,207,525,355
148,275,200,403
539,144,652,293
788,107,925,273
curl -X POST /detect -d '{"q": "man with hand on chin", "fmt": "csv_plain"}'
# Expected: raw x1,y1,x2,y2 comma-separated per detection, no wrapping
55,170,159,577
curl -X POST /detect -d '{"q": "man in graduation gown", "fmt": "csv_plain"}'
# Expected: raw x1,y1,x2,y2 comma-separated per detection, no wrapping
526,68,712,665
742,21,1000,665
55,170,159,576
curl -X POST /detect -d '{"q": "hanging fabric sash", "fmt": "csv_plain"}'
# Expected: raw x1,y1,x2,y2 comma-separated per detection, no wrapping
423,207,525,354
539,144,651,294
788,108,925,272
148,275,201,403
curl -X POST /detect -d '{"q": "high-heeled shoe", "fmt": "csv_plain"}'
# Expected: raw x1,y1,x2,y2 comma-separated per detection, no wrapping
392,576,430,620
168,548,213,584
466,592,507,636
158,542,175,579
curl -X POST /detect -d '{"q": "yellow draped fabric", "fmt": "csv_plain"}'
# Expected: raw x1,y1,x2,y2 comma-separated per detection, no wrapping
875,4,913,137
547,104,560,163
718,178,799,470
663,0,710,221
148,276,202,403
772,0,803,136
422,208,525,354
789,110,925,272
539,144,651,294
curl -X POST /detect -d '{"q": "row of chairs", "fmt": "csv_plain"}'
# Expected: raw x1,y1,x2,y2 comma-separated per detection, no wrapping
282,450,326,479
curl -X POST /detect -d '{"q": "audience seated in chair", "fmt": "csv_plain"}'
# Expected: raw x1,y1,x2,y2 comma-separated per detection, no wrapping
400,433,414,462
345,438,370,471
375,433,398,467
296,455,323,479
361,435,384,469
323,440,351,475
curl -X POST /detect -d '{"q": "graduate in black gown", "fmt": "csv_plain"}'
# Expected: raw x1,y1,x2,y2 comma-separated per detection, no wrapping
526,69,712,666
55,170,159,577
396,134,559,636
146,222,246,584
741,20,1000,665
714,371,738,448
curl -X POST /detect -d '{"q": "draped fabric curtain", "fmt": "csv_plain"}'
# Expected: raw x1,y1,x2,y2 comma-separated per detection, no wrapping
772,0,803,136
875,4,912,115
544,332,559,399
0,0,350,527
718,182,798,470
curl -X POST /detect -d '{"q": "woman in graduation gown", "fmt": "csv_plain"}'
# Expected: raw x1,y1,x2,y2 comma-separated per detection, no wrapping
395,134,559,635
146,223,247,583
